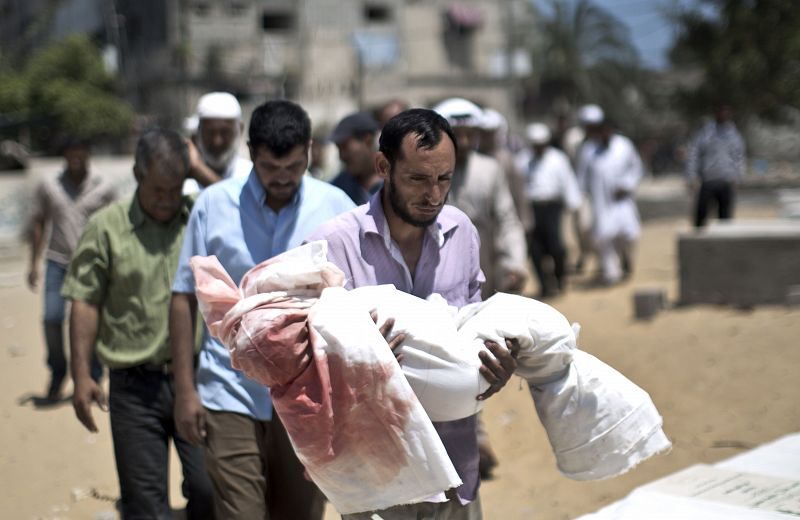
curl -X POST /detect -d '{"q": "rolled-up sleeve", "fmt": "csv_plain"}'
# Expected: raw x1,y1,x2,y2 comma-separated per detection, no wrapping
61,217,109,305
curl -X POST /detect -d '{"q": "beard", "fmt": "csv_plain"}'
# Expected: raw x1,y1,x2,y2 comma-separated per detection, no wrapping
197,131,240,173
387,174,442,228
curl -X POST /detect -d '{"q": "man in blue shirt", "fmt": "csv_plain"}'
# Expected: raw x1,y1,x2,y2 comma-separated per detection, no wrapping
330,111,382,205
169,100,355,519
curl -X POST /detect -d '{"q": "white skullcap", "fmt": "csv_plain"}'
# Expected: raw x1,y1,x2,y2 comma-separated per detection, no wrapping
480,108,507,131
526,123,551,145
578,104,604,125
432,97,483,128
196,92,242,120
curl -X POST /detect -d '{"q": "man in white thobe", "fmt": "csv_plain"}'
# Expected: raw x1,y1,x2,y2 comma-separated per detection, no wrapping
432,98,528,299
432,97,528,482
577,118,643,285
478,108,533,233
571,104,604,273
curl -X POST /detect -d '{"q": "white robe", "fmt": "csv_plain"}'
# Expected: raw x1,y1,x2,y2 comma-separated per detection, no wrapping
577,134,643,244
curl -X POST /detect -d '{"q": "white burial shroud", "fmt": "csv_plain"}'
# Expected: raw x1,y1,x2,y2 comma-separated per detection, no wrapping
191,240,671,514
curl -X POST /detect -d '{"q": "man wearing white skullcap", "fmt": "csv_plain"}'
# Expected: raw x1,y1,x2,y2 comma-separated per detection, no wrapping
575,113,644,285
432,98,528,299
570,103,607,273
183,91,253,195
516,123,582,297
478,108,532,232
432,98,528,485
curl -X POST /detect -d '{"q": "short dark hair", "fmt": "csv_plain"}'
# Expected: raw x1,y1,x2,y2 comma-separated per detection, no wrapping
378,108,457,169
134,128,189,180
248,99,311,157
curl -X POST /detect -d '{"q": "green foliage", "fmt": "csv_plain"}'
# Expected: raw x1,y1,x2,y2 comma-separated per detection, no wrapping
0,34,132,146
670,0,800,120
26,35,112,90
0,71,29,115
39,79,133,139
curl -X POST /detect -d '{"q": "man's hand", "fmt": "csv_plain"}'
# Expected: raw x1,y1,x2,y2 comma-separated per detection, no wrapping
370,310,407,362
175,390,207,445
72,377,107,433
477,338,521,401
26,267,39,291
186,138,205,181
500,270,526,293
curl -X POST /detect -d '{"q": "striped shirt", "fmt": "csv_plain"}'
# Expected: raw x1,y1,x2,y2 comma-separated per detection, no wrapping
686,121,745,183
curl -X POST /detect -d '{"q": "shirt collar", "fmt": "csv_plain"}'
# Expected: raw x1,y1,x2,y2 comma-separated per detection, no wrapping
59,169,98,191
363,189,457,249
246,170,306,210
129,191,191,230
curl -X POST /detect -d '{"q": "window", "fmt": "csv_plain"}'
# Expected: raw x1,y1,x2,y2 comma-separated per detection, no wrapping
364,3,392,23
442,4,484,70
193,1,211,17
229,1,248,17
262,10,294,31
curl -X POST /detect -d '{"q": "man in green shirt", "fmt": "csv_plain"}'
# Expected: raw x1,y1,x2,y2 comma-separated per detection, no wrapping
62,129,213,519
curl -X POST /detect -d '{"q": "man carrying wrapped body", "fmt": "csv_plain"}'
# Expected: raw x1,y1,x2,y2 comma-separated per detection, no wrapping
190,240,670,516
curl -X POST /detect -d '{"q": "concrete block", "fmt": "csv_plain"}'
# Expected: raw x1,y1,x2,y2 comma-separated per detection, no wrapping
633,288,666,320
779,189,800,220
679,220,800,306
787,285,800,307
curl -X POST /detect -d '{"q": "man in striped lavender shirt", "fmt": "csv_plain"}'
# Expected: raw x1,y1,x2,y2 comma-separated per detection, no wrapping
307,108,519,519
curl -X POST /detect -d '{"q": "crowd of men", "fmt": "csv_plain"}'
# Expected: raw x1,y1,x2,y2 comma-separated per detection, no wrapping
25,91,744,519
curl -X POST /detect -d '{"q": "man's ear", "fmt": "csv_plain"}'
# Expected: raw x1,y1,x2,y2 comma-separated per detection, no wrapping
248,142,255,162
132,165,143,183
375,152,390,179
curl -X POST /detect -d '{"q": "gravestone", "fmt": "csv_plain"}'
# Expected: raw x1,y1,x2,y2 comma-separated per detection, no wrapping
679,220,800,306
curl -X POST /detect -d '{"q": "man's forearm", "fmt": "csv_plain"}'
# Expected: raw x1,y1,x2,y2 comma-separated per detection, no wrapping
170,292,199,393
69,300,100,381
29,219,44,267
190,161,222,188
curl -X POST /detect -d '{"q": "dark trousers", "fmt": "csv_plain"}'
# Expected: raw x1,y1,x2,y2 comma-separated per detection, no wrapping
203,409,325,520
694,179,735,227
43,260,101,395
528,200,566,296
109,368,214,520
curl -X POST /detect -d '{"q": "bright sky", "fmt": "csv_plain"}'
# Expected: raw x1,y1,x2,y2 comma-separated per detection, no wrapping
554,0,707,70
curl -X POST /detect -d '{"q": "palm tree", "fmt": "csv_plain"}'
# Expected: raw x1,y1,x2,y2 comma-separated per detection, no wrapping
526,0,642,124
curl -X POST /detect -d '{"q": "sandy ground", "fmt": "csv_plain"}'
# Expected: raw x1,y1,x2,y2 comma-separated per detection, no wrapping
0,161,798,519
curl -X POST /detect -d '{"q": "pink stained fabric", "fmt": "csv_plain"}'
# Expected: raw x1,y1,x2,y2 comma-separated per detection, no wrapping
188,249,343,462
189,252,342,388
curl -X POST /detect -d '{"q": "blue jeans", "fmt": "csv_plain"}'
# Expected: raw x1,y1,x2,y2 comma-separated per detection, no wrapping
43,260,102,395
109,367,214,519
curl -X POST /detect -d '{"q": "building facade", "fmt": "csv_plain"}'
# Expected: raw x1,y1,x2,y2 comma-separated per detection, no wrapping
2,0,531,130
